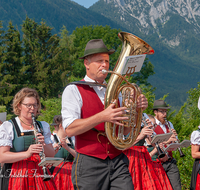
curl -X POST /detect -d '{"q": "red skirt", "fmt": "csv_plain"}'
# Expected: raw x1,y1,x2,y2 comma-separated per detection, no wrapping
196,173,200,190
52,161,74,190
151,160,173,190
7,154,56,190
124,146,171,190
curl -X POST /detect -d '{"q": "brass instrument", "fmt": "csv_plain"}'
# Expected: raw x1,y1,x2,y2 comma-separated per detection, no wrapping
31,113,52,181
164,118,185,157
103,32,154,150
142,113,165,158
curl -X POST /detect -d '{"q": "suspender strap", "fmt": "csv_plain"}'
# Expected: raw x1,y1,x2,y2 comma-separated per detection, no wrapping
10,118,34,136
67,81,106,88
53,134,60,143
36,121,44,135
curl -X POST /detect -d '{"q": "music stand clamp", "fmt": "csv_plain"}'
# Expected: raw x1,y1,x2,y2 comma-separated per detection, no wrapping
151,133,173,145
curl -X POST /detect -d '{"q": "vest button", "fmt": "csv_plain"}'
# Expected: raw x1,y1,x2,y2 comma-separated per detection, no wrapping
108,142,109,145
107,151,109,154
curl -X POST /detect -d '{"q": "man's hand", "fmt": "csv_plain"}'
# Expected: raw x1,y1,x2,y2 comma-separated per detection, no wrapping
170,128,178,136
137,94,148,111
139,126,153,139
101,99,129,126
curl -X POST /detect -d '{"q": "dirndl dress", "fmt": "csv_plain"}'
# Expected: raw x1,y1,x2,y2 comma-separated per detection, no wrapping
0,117,56,190
124,139,172,190
51,134,74,190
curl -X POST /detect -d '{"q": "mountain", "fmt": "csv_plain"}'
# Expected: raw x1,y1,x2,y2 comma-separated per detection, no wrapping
1,0,199,109
90,0,200,109
0,0,124,34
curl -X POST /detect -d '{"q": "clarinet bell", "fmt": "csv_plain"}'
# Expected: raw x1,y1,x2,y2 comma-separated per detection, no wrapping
42,166,52,181
156,144,166,158
178,148,185,157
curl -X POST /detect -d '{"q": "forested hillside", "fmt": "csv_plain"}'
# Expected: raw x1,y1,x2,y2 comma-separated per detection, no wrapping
0,15,199,190
0,0,124,34
1,0,200,110
90,0,200,110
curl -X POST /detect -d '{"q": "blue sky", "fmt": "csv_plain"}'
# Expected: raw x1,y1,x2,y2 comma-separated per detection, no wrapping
71,0,99,8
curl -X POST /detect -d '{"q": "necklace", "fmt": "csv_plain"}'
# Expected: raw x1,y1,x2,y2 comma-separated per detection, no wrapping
19,117,33,128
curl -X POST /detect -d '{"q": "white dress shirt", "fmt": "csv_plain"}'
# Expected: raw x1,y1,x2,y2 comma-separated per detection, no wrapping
61,75,107,146
155,117,174,133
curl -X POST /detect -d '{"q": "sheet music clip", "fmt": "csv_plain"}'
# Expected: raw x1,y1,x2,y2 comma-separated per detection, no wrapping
151,133,173,144
179,140,191,148
164,143,181,152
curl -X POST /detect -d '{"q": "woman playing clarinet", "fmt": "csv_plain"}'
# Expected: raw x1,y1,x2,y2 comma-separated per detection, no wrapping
0,87,56,190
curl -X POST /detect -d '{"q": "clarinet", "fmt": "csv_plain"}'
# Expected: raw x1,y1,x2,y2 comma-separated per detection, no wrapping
142,114,165,159
164,118,185,157
31,113,52,181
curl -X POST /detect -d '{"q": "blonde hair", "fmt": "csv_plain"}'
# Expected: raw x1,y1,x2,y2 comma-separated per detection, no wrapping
12,87,41,115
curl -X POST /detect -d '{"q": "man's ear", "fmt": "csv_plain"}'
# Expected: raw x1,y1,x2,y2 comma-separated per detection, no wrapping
84,59,89,70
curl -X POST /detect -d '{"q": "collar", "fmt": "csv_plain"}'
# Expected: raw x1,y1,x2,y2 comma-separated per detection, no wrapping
155,117,166,126
84,75,107,90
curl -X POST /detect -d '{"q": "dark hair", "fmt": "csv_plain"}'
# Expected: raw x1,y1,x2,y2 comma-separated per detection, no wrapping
53,115,62,125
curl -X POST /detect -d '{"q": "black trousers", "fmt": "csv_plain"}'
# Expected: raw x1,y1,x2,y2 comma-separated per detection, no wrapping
162,158,181,190
72,153,134,190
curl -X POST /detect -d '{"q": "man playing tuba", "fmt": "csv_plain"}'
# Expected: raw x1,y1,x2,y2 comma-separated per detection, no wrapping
61,38,148,190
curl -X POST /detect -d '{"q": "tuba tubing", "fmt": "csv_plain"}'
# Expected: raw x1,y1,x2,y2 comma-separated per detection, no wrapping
104,32,154,150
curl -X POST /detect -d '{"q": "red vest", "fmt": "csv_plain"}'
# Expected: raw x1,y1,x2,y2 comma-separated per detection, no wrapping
75,84,122,159
154,124,173,158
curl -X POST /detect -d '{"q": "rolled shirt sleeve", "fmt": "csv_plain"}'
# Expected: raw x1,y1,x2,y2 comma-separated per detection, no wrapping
0,121,13,147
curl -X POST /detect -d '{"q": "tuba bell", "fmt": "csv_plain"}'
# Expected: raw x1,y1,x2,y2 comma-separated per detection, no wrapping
103,32,154,150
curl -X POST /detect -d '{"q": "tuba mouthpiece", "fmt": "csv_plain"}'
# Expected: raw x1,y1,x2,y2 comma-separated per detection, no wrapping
102,69,107,74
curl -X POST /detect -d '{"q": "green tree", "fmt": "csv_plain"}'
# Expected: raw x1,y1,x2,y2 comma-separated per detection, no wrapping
71,25,155,86
0,21,23,110
37,97,61,132
22,16,62,98
59,26,79,85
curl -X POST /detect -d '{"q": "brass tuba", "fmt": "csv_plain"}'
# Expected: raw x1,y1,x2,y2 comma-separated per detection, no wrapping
103,32,154,150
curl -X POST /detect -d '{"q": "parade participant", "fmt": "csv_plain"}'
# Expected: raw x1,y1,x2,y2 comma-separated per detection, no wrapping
190,125,200,190
146,114,173,190
61,39,148,190
51,115,76,190
124,113,173,190
153,99,181,190
190,97,200,190
0,87,56,190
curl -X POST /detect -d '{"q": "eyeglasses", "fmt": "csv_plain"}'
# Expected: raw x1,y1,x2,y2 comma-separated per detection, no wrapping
22,103,38,109
158,110,167,114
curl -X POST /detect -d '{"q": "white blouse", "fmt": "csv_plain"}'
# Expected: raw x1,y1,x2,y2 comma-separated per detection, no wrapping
191,126,200,145
0,117,52,147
